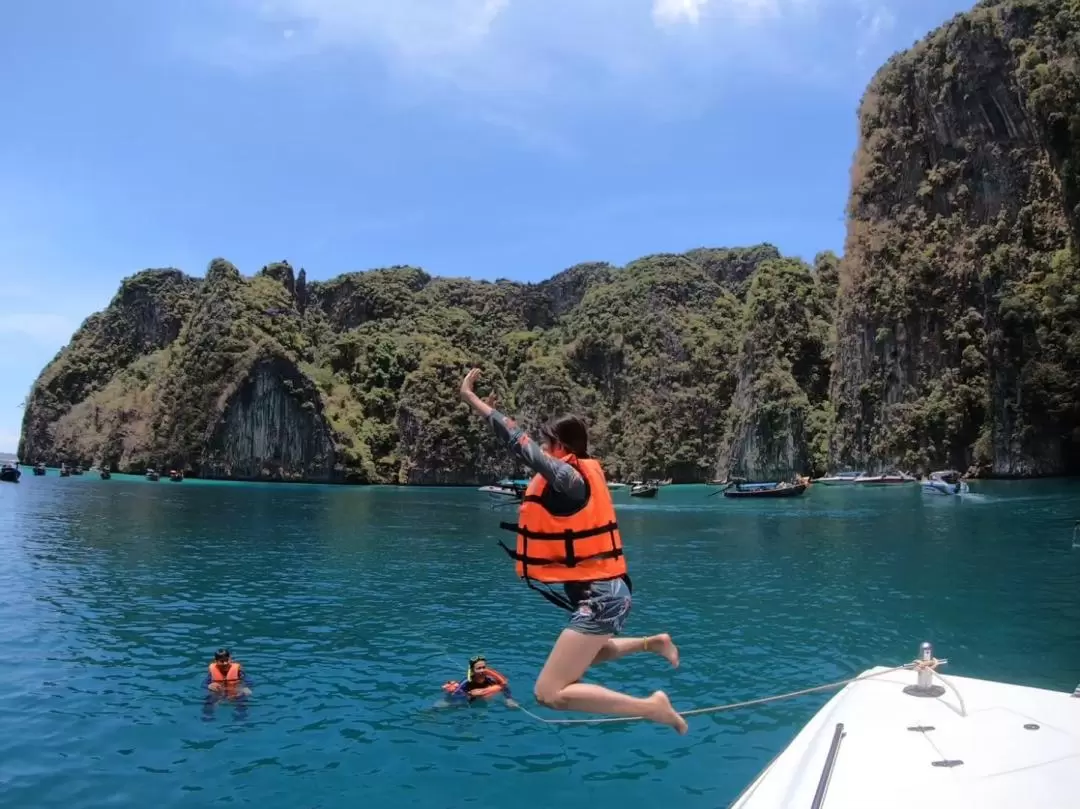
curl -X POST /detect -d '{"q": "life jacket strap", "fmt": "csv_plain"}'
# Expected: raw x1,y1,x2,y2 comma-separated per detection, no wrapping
498,521,620,541
498,540,623,568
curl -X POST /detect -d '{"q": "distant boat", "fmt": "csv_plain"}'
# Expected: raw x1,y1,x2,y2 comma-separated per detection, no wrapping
814,470,865,486
629,483,658,499
854,472,916,486
33,463,46,476
71,465,84,476
99,469,112,480
478,482,525,504
722,480,808,499
0,463,21,483
922,470,969,496
146,469,160,482
59,464,71,478
168,470,183,482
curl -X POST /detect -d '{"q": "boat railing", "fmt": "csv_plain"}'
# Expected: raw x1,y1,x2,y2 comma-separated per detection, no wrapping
809,722,846,809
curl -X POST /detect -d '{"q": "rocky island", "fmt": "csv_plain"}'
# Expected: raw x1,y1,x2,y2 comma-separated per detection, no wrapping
18,0,1080,484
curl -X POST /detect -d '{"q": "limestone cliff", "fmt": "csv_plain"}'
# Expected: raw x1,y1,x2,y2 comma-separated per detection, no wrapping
718,258,833,480
831,0,1080,476
19,269,198,466
19,247,779,483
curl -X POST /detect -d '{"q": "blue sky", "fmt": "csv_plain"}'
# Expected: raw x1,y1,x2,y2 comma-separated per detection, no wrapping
2,0,972,453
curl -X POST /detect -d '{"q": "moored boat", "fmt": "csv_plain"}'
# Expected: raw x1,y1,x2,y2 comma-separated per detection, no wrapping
730,641,1080,808
629,482,658,499
854,471,916,486
922,470,969,496
478,478,527,504
33,463,46,476
168,469,183,482
813,471,865,486
723,480,808,499
0,462,21,483
146,468,160,482
99,469,112,480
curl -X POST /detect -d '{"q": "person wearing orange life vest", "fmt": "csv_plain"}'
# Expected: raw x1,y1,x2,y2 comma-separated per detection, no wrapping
204,648,252,696
459,369,687,734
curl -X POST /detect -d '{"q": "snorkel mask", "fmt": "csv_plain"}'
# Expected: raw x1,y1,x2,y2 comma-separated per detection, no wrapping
468,655,485,681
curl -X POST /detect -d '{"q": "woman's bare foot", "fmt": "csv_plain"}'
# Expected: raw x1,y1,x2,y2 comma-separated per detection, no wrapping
645,690,688,734
648,633,680,668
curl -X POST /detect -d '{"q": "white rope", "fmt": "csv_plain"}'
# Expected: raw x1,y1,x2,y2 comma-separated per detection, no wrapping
515,661,926,726
929,667,968,717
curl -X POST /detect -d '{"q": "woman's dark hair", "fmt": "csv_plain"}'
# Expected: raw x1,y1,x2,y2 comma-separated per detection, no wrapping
539,415,589,458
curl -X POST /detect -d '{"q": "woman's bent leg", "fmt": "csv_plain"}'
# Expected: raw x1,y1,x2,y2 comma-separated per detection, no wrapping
534,629,688,733
591,633,680,667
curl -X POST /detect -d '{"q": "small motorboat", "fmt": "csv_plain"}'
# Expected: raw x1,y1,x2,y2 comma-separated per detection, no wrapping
0,463,21,483
722,480,808,499
813,470,865,486
146,469,160,482
922,470,969,496
168,469,183,482
59,464,71,478
99,469,112,480
33,463,46,476
629,482,658,499
854,472,916,486
71,465,84,476
478,479,526,504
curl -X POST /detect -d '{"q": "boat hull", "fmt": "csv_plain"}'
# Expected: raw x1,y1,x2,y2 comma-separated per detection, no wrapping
724,482,808,499
922,480,969,496
730,664,1080,808
478,485,523,503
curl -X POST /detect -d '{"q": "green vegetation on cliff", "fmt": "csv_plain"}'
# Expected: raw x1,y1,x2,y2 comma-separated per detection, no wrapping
832,0,1080,476
20,247,812,483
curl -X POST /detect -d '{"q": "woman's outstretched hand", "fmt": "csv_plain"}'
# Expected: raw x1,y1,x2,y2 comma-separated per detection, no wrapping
460,368,494,418
460,368,481,401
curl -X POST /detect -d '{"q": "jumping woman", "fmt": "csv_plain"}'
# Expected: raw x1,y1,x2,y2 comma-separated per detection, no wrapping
460,369,687,733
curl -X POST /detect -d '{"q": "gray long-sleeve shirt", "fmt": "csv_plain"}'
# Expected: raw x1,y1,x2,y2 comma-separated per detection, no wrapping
487,410,587,504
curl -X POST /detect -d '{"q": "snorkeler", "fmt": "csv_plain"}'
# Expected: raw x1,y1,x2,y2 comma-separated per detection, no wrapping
459,369,687,733
443,655,518,707
204,648,252,697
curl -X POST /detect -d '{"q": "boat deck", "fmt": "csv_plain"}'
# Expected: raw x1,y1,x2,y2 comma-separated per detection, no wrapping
732,664,1080,808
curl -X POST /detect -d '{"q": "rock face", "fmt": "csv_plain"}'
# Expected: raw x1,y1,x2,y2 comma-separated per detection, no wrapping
204,358,336,481
18,269,199,466
718,258,833,480
830,0,1080,477
18,248,777,483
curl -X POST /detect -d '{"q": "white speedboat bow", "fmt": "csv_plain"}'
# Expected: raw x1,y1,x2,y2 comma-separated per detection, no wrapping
731,643,1080,808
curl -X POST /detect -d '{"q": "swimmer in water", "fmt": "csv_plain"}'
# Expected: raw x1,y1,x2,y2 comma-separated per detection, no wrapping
460,369,686,733
204,648,252,697
444,656,518,708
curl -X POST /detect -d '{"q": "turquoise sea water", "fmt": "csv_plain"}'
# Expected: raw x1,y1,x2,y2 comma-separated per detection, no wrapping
2,475,1079,808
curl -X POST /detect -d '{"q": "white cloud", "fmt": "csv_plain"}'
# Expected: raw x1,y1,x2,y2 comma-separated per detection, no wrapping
855,0,895,59
652,0,710,26
185,0,899,146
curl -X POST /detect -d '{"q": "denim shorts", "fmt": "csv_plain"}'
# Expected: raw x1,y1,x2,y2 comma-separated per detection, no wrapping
563,577,633,636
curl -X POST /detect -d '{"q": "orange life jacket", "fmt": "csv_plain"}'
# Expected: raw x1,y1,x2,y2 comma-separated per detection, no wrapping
499,455,626,609
208,662,241,682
